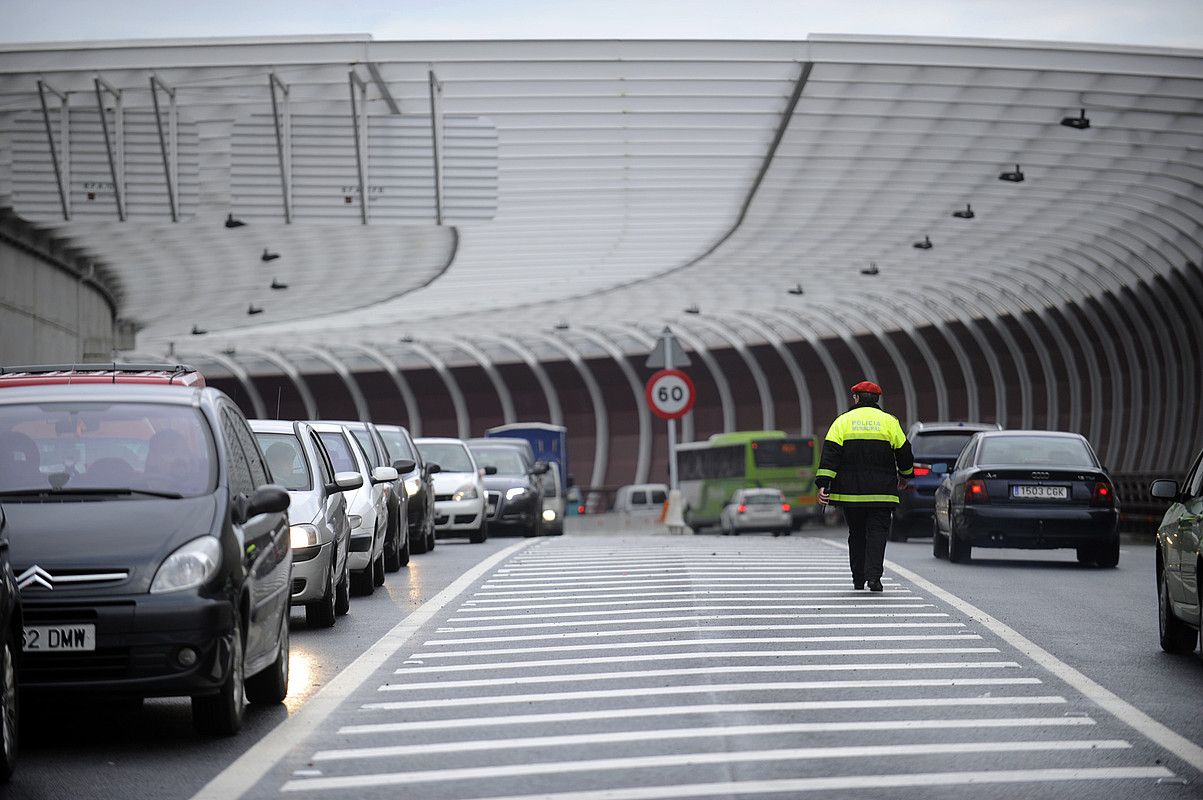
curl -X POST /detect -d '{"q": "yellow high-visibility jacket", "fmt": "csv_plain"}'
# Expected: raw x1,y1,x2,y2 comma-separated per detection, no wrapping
814,404,914,507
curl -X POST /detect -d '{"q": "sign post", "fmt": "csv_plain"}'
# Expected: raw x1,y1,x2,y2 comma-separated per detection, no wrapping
645,327,693,533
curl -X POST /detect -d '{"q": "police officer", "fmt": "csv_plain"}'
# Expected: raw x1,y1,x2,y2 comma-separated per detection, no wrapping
815,381,914,591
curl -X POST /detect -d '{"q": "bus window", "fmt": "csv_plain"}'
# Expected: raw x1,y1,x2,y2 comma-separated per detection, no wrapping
631,490,648,505
752,438,814,468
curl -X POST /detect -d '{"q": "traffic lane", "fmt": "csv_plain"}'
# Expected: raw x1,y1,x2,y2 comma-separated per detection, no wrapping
879,536,1203,756
8,537,512,800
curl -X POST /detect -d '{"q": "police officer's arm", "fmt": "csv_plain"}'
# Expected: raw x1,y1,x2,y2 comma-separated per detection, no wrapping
815,417,845,492
890,418,915,479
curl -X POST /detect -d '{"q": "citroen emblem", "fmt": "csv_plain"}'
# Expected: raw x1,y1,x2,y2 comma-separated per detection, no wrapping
17,566,54,591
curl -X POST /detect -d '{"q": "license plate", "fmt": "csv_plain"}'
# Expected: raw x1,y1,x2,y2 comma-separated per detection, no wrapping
23,624,96,652
1012,485,1068,500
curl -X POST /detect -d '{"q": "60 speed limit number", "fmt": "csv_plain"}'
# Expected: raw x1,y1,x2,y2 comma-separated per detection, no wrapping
645,369,696,420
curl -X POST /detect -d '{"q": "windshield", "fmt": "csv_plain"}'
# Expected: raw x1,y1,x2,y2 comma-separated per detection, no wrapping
743,491,784,505
469,447,528,475
0,401,216,497
977,436,1096,468
914,432,979,459
752,438,813,468
378,429,416,462
416,442,474,473
318,431,360,475
255,433,312,491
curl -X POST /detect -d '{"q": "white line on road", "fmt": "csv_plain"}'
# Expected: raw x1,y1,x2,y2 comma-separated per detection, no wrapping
384,673,1039,692
362,679,1042,710
467,589,912,601
461,597,927,611
437,612,951,631
450,603,935,619
284,767,1177,799
486,573,853,583
472,583,897,595
820,538,1203,775
283,740,1128,791
186,538,537,800
339,695,1069,735
313,716,1090,761
423,622,965,644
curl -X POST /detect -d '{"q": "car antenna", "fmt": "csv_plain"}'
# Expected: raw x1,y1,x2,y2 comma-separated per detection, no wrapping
275,386,283,420
112,360,118,384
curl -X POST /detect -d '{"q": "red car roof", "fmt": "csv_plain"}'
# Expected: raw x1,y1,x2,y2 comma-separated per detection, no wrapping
0,364,205,388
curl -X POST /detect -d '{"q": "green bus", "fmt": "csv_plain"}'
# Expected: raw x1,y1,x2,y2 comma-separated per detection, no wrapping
678,430,820,532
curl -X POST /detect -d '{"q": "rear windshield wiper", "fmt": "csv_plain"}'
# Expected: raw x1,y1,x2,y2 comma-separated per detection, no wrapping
0,487,184,500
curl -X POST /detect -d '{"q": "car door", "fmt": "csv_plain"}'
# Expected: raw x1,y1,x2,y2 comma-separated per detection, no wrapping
1172,455,1203,613
308,429,347,578
223,407,289,666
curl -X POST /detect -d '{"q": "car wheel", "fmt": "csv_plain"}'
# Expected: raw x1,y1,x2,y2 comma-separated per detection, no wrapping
246,611,289,705
1158,568,1197,654
305,564,337,628
1075,547,1094,565
192,616,246,736
1094,537,1120,569
372,552,386,586
409,516,429,555
947,518,971,563
334,559,351,616
932,516,949,560
383,517,403,572
0,626,18,782
469,520,488,544
426,513,437,551
351,566,375,597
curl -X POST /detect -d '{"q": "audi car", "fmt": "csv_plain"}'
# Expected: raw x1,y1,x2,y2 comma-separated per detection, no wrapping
467,438,548,536
932,430,1119,566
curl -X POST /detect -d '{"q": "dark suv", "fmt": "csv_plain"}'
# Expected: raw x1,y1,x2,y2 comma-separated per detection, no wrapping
0,380,291,736
893,421,1002,541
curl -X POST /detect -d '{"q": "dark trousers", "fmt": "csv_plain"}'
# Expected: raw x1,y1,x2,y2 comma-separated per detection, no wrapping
843,506,892,582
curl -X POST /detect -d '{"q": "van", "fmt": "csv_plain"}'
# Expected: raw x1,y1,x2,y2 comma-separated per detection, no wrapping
614,483,669,515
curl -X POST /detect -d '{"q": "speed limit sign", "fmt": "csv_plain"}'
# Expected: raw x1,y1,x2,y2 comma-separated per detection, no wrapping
646,369,696,420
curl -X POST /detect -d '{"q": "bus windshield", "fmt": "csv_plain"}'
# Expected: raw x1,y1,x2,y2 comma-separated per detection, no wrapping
752,438,812,468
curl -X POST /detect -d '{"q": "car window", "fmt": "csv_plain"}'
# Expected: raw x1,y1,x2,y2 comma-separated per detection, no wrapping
221,413,255,497
470,447,528,475
255,433,312,491
379,428,417,463
350,429,382,468
318,431,358,474
978,436,1094,467
953,439,976,471
914,432,979,459
631,490,647,505
650,489,667,505
309,432,334,485
0,401,216,497
1186,452,1203,499
227,410,269,487
744,492,782,505
416,442,474,473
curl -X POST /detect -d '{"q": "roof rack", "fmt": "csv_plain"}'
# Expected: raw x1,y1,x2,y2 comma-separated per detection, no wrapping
0,362,197,376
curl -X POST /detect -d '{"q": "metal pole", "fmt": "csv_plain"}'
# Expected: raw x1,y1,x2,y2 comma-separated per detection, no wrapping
269,74,291,223
93,78,125,221
348,71,368,225
428,69,444,225
664,332,678,492
149,76,178,222
36,80,69,221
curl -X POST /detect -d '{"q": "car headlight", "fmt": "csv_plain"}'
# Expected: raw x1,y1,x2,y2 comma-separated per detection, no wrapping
542,508,557,522
150,536,222,594
290,523,320,549
404,477,422,498
347,514,363,529
452,484,478,501
506,487,527,501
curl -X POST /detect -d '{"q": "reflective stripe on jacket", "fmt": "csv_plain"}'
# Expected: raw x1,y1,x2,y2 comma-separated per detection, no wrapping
814,404,914,506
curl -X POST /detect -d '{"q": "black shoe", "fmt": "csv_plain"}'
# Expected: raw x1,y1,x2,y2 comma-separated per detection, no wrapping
853,580,864,590
867,579,883,592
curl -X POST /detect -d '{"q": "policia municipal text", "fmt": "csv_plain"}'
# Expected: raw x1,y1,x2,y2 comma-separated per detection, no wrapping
815,381,914,591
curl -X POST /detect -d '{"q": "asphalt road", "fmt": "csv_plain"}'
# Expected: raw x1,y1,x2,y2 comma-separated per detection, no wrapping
6,526,1201,800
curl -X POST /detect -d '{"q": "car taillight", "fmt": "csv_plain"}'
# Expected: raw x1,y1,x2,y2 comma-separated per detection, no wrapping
965,479,988,503
913,466,931,477
782,503,791,512
577,505,586,514
737,504,747,514
1092,482,1115,507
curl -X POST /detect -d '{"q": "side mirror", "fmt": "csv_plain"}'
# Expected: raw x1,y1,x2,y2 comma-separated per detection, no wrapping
531,461,550,475
331,471,364,492
932,463,948,475
371,466,399,484
1150,479,1179,501
392,459,416,474
483,466,498,476
425,463,441,476
246,484,290,519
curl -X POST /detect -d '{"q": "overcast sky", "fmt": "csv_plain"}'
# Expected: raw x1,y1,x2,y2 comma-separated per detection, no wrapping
2,0,1202,48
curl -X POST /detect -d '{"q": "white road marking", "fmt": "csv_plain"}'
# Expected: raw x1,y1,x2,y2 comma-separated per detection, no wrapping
314,716,1089,761
186,539,537,800
821,538,1203,775
282,740,1129,791
411,634,983,659
394,649,1002,673
467,589,912,601
362,680,1040,710
472,583,898,595
383,668,1031,692
486,572,853,582
461,597,927,611
423,622,965,644
437,612,951,631
285,768,1176,799
450,603,935,619
339,696,1069,735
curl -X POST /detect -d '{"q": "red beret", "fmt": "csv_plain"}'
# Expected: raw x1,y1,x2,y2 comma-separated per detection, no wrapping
851,381,882,395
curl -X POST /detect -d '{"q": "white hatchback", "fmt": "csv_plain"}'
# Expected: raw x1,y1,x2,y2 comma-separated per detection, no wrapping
415,437,490,543
720,488,792,536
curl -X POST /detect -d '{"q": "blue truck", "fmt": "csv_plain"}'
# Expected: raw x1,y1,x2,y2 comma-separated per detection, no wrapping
485,423,569,492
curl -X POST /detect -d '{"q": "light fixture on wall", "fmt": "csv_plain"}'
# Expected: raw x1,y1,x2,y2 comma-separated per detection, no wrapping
787,283,805,295
554,321,570,330
399,335,414,343
270,278,288,290
999,164,1025,183
261,249,280,262
913,235,933,250
224,214,245,229
952,204,975,219
1061,109,1090,130
191,324,208,335
860,262,879,276
247,304,263,315
684,304,701,314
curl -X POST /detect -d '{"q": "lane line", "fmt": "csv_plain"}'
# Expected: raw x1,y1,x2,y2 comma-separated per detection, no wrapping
460,598,928,611
466,589,912,601
363,680,1045,710
313,716,1090,761
820,538,1203,775
394,649,1003,673
339,696,1069,735
472,584,899,595
283,767,1175,799
437,613,951,630
450,603,935,618
186,539,536,800
282,740,1130,791
485,574,855,583
423,622,966,644
385,673,1040,692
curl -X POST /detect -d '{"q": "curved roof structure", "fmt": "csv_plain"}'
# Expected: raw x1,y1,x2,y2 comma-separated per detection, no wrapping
1,34,1201,376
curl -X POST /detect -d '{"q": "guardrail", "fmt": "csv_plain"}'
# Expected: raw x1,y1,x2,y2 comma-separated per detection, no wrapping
1113,473,1172,537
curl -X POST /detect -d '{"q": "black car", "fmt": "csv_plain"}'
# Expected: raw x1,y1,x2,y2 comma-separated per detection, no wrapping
323,421,409,571
375,424,437,555
466,439,549,536
0,383,291,736
0,509,21,781
932,430,1119,566
892,421,1002,541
